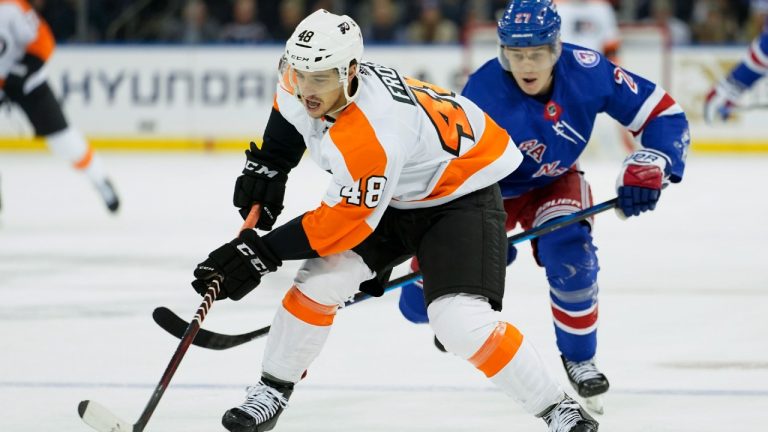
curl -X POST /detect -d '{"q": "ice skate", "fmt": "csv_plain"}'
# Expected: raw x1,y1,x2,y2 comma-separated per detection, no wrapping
540,394,599,432
561,355,609,414
222,375,294,432
94,178,120,213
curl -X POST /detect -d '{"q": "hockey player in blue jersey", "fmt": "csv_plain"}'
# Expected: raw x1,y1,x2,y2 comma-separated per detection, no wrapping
398,0,690,413
704,6,768,123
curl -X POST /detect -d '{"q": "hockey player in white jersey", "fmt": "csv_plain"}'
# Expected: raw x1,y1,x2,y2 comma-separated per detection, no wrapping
704,0,768,123
190,9,598,432
0,0,119,213
554,0,620,61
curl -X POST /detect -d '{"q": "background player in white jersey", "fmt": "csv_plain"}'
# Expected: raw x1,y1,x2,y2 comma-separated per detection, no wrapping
189,9,598,432
704,0,768,123
0,0,119,213
554,0,620,61
399,0,689,414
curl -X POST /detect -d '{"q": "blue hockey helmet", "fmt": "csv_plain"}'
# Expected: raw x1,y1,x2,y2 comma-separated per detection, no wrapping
497,0,561,48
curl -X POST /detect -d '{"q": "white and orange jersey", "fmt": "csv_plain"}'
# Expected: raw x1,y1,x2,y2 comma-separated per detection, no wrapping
272,62,522,257
554,0,620,58
0,0,55,86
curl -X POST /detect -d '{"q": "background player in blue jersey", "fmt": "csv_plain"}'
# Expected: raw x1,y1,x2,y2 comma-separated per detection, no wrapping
704,0,768,123
398,0,690,414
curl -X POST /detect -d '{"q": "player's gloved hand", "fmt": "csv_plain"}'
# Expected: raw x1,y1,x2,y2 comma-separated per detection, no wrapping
615,149,670,219
233,142,288,231
192,229,281,301
398,244,517,324
703,77,744,124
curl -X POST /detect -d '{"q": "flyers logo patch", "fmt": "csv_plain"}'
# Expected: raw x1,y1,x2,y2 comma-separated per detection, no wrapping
573,50,600,68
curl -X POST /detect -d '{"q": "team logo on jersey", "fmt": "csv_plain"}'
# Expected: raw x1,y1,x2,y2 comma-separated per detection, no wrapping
573,50,600,68
544,101,562,122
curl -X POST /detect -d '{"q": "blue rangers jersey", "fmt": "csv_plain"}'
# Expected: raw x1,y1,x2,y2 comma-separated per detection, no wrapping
727,20,768,90
462,43,690,198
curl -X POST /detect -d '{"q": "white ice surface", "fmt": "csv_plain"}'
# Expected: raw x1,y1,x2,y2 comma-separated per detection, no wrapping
0,152,766,431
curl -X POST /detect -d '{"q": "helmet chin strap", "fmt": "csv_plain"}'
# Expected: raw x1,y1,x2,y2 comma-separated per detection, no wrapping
326,67,360,117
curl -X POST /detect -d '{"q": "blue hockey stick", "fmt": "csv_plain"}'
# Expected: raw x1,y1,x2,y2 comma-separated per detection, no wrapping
153,197,618,350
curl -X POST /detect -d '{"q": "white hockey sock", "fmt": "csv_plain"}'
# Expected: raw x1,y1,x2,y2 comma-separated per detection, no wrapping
45,126,109,185
428,294,563,415
486,335,564,415
261,286,338,383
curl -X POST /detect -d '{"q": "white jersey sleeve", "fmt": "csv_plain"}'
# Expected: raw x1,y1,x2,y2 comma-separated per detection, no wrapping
0,2,38,80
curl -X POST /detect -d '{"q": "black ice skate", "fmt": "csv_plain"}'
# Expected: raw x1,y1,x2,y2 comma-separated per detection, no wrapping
94,178,120,213
540,394,599,432
561,355,609,414
222,375,294,432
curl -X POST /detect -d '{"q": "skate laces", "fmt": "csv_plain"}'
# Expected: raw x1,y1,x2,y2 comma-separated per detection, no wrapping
543,397,584,431
236,382,289,423
564,358,603,383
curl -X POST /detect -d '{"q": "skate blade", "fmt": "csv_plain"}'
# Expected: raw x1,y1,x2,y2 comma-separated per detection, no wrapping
584,395,604,415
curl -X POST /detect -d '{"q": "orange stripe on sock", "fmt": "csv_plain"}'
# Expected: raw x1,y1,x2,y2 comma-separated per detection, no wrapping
282,286,338,326
73,147,94,170
468,322,524,378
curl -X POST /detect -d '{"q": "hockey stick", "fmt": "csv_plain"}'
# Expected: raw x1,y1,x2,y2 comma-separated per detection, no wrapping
240,203,261,232
78,280,222,431
153,197,619,350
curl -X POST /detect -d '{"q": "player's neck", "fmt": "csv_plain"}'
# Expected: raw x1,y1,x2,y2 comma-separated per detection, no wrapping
532,74,555,103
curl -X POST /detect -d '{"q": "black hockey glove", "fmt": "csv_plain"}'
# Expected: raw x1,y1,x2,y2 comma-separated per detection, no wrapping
192,229,282,301
233,143,288,231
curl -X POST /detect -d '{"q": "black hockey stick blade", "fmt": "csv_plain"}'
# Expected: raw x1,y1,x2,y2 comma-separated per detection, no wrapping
152,287,380,350
152,306,271,350
154,198,618,351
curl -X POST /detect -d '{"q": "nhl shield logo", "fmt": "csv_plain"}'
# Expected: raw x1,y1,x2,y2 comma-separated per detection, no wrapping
573,49,600,68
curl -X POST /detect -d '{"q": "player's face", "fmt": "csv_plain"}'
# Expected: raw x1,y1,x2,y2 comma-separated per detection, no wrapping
293,69,346,118
503,45,557,96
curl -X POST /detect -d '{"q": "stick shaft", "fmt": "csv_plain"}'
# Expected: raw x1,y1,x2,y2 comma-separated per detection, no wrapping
240,204,261,233
134,282,220,431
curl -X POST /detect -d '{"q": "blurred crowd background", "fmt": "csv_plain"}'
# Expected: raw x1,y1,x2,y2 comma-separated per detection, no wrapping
30,0,766,46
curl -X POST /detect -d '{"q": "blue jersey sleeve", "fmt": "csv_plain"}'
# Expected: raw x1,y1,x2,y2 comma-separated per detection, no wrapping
599,60,690,183
729,23,768,89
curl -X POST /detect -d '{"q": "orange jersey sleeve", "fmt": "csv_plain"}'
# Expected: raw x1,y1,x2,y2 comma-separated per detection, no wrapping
301,103,390,257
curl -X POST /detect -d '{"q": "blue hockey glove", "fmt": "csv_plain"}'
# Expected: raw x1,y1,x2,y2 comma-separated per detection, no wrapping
615,149,670,219
703,77,744,124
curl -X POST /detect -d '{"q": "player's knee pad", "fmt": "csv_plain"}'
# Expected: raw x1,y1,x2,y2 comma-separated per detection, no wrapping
427,294,499,359
398,258,428,324
399,282,429,324
294,250,375,306
536,223,599,307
